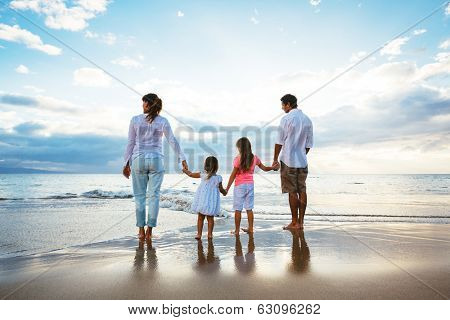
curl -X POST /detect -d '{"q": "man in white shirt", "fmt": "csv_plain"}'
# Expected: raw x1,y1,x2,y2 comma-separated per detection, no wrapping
272,94,313,230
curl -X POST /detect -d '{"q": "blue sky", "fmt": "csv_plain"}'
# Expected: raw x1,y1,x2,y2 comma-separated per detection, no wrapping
0,0,449,173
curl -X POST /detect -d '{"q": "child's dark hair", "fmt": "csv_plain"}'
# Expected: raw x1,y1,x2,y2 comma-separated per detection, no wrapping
236,137,254,172
204,156,219,179
281,94,298,108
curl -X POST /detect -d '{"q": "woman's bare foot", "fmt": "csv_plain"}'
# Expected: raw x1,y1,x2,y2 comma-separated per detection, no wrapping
138,227,145,241
145,227,152,240
241,228,253,234
231,230,240,235
195,234,201,240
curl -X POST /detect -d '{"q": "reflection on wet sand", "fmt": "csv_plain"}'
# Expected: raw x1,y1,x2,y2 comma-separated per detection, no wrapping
133,239,158,273
234,234,256,274
195,238,220,273
288,230,310,274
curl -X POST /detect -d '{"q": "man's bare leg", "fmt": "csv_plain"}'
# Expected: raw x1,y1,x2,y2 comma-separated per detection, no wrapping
299,192,307,229
284,192,300,229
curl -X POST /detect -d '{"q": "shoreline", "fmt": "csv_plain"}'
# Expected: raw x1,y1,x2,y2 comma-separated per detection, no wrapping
1,217,449,299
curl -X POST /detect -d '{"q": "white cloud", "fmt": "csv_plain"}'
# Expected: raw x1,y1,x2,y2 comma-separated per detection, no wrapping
84,30,116,45
0,23,62,55
350,51,368,63
111,56,142,68
15,64,29,74
250,17,259,25
10,0,111,32
310,0,321,6
446,3,450,15
177,10,184,17
24,85,45,93
101,32,116,45
84,30,99,38
434,52,450,63
412,29,427,36
439,39,450,50
73,67,111,87
380,37,409,56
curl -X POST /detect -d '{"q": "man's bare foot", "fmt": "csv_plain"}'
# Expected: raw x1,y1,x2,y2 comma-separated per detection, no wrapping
283,222,297,230
195,234,201,240
231,230,240,235
207,234,213,239
241,228,253,234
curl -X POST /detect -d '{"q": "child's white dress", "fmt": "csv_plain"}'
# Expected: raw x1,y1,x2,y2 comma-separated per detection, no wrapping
191,173,222,216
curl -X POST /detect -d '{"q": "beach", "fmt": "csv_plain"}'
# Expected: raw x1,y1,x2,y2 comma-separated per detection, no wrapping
1,209,449,299
1,173,449,299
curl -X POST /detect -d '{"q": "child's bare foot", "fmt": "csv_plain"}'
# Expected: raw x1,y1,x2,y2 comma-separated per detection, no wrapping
231,230,240,235
195,234,202,240
241,228,253,234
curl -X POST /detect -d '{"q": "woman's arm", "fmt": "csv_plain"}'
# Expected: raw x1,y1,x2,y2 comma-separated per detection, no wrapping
226,167,239,192
257,162,274,172
123,118,136,179
163,119,188,169
218,182,227,196
182,168,201,178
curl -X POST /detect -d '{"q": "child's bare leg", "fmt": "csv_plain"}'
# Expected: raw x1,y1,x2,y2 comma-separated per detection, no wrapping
242,210,254,233
196,213,205,240
206,216,214,238
232,210,242,235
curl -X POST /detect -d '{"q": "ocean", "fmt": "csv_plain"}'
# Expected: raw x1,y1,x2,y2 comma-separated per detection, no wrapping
0,173,449,258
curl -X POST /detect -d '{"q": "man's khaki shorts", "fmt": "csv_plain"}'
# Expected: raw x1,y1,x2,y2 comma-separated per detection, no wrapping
280,161,308,194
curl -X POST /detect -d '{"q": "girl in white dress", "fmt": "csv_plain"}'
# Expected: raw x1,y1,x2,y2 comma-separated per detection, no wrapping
183,156,227,239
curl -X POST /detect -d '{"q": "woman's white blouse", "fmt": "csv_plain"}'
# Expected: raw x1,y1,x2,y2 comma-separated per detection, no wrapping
123,114,186,166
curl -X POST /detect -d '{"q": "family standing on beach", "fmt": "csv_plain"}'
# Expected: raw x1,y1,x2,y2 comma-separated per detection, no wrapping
123,93,313,241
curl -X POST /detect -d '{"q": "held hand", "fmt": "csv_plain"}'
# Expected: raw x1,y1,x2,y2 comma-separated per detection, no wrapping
122,165,131,179
221,189,228,196
181,160,189,172
272,160,280,171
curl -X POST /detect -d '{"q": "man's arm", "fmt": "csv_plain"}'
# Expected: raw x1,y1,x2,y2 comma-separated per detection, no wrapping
272,144,283,170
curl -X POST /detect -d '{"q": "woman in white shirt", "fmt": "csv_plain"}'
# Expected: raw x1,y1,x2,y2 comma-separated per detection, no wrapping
123,93,188,241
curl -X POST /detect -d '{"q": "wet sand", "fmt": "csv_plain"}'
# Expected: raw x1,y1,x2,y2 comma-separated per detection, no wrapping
0,211,449,299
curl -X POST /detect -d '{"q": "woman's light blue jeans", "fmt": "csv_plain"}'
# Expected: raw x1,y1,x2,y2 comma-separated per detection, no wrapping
131,155,165,227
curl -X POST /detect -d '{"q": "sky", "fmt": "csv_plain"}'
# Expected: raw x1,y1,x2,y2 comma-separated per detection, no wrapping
0,0,449,174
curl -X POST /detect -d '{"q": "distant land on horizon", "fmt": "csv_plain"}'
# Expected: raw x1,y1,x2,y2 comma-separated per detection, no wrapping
0,167,65,174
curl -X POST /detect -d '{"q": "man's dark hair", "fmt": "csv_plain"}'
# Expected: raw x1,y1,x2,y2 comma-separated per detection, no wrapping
281,94,298,108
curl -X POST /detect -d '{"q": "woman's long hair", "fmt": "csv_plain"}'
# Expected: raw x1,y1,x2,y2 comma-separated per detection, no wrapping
204,156,219,180
142,93,162,123
236,137,254,172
